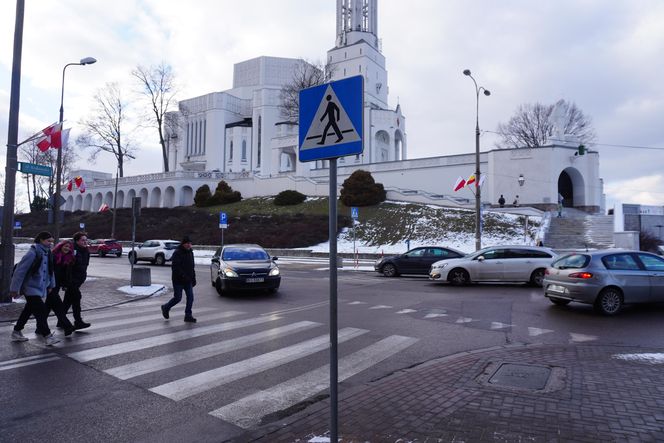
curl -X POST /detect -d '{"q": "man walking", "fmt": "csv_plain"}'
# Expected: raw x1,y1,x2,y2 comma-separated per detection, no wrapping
161,236,197,323
62,231,91,329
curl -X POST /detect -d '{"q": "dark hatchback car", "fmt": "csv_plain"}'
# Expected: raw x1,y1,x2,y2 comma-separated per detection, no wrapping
210,244,280,295
374,246,466,277
88,239,122,257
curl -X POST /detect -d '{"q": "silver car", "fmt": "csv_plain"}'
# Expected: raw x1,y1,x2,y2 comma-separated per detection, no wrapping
543,249,664,315
429,245,557,287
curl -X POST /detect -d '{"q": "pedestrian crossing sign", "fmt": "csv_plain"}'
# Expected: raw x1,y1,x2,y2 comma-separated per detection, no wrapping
299,75,364,162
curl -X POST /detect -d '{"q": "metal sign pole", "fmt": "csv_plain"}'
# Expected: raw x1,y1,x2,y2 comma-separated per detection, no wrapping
329,158,338,443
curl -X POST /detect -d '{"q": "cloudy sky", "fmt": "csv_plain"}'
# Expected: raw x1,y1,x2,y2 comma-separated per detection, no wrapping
1,0,664,211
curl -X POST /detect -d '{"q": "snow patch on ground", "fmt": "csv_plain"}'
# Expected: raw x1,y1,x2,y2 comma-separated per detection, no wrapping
117,284,166,297
613,353,664,364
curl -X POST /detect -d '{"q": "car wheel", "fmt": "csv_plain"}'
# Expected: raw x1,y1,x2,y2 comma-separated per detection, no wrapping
116,252,122,257
100,251,106,257
594,288,623,316
529,269,545,287
548,297,571,306
382,263,398,277
448,268,469,286
215,277,224,296
128,252,137,264
154,254,165,266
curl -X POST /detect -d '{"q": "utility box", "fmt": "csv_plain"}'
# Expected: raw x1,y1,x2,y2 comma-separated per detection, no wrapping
131,267,151,286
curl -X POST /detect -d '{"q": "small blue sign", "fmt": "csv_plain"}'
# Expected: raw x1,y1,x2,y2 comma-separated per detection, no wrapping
299,75,364,162
18,162,52,177
14,221,21,230
219,212,228,229
80,223,85,230
351,207,359,219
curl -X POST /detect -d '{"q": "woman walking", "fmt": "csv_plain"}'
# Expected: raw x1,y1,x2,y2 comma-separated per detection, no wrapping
47,240,77,336
10,232,60,346
62,232,91,329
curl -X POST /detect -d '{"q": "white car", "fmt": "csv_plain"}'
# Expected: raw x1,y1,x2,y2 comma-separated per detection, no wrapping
429,245,557,287
128,239,180,265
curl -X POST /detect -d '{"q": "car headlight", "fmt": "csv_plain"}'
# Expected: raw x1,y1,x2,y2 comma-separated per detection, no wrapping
374,259,384,266
269,267,280,276
223,267,238,278
431,262,449,270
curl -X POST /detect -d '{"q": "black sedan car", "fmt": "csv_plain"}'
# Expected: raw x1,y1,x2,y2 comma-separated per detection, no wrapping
210,244,280,295
374,246,466,277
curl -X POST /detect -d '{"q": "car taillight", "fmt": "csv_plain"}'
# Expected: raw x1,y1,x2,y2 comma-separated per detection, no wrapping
569,272,593,279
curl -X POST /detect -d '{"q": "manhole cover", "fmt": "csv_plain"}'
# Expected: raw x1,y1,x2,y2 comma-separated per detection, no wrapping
488,363,551,390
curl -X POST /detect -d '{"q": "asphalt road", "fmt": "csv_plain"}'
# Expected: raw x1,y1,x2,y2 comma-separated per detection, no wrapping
3,256,664,442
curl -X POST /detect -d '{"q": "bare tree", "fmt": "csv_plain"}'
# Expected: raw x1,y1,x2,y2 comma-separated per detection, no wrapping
18,132,78,211
132,63,178,172
279,59,335,121
77,82,136,177
495,99,597,149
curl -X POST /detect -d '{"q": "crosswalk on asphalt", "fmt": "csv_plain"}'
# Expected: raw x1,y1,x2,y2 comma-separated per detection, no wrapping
3,301,418,430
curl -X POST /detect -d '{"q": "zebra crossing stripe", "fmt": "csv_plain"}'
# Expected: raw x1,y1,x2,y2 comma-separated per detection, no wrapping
67,314,277,362
105,321,322,380
210,335,418,428
59,310,245,348
149,327,369,401
80,308,219,330
0,354,60,371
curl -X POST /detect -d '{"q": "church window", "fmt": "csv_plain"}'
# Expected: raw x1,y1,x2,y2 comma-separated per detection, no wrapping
359,65,361,72
360,48,362,55
185,123,190,156
229,140,233,161
343,68,346,76
344,51,347,59
241,140,247,161
202,120,207,154
257,116,262,167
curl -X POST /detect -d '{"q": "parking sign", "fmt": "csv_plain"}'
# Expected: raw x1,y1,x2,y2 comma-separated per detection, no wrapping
219,212,228,229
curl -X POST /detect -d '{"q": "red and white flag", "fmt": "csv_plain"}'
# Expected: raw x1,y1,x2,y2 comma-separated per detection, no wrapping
453,176,466,192
98,203,110,212
66,179,73,192
36,122,63,152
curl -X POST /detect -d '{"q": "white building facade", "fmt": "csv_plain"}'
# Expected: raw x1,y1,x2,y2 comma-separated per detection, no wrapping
62,0,604,214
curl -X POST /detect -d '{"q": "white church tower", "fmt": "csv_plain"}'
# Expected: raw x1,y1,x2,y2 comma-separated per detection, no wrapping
322,0,406,166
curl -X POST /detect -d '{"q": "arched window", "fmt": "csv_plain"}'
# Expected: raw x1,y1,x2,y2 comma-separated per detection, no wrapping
229,140,233,161
241,140,247,161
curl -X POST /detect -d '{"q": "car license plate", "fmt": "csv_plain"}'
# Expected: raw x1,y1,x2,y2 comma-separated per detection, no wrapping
246,277,264,283
547,284,566,293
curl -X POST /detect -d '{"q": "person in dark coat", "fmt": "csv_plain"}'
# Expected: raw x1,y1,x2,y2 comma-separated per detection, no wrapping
498,195,505,207
48,240,76,336
62,231,91,329
10,231,60,345
161,236,197,323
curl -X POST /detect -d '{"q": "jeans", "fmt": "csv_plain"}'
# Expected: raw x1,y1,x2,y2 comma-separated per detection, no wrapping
62,285,83,322
45,288,74,329
164,283,194,316
15,296,51,337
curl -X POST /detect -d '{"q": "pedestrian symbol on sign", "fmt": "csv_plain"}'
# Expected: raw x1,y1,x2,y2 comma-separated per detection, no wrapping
301,85,361,151
351,207,359,219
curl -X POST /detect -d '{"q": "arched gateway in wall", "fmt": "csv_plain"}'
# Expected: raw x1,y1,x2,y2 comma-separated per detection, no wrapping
558,167,585,208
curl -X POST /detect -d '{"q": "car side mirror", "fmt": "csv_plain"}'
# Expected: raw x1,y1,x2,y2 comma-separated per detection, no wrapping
401,255,409,259
272,256,278,261
477,256,485,262
211,257,220,264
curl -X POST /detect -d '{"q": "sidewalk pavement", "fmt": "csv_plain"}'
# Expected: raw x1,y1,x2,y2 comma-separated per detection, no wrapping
0,277,164,323
236,343,664,442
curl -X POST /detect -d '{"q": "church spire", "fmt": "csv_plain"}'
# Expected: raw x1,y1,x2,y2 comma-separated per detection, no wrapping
336,0,378,48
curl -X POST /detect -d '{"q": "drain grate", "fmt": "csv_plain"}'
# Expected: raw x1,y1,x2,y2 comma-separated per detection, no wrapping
488,363,552,390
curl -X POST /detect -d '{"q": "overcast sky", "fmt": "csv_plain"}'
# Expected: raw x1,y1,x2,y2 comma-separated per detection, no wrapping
1,0,663,211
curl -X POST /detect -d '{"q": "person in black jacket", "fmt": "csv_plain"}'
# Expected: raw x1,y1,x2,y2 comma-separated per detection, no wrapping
47,240,76,336
62,231,91,329
161,236,197,323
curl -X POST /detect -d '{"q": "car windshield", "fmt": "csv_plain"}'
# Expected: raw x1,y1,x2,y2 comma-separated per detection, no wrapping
552,254,590,269
104,240,118,245
164,242,180,250
223,247,269,261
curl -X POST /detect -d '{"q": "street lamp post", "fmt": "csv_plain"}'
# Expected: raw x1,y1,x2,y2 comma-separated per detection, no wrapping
463,69,491,251
53,56,96,242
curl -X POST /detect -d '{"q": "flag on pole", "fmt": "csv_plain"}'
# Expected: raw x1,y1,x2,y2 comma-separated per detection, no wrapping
35,122,63,152
465,174,476,187
98,203,110,212
453,176,466,192
478,174,486,188
60,128,71,150
66,179,73,192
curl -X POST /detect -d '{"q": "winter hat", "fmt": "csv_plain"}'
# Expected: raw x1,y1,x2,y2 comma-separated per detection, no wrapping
181,236,192,244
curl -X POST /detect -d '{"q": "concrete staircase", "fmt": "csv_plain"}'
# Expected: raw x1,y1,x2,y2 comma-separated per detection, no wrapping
544,208,614,250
